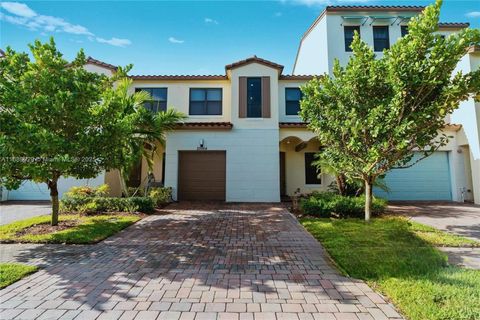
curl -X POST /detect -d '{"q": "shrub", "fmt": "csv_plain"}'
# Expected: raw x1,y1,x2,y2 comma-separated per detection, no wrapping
64,184,110,198
60,185,155,214
148,187,172,206
300,192,387,218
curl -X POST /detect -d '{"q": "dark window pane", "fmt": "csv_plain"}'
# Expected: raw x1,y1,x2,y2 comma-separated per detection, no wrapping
286,88,301,101
207,101,222,115
189,101,206,115
207,89,222,101
373,26,390,51
285,88,302,115
191,89,206,101
151,88,167,101
135,87,168,113
247,77,262,118
344,26,360,52
286,101,300,115
305,153,322,185
401,25,408,37
189,88,223,115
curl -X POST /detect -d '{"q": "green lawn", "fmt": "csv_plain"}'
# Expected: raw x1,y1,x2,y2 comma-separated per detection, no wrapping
0,214,140,244
301,217,480,320
0,263,38,288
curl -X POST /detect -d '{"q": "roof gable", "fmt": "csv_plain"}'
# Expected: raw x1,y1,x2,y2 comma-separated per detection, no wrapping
225,56,284,73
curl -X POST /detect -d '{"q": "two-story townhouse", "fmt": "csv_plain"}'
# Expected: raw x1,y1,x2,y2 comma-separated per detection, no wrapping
97,56,326,202
293,5,480,205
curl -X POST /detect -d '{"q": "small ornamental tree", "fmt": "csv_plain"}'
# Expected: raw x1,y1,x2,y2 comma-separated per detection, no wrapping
300,0,480,220
0,39,114,225
0,38,185,225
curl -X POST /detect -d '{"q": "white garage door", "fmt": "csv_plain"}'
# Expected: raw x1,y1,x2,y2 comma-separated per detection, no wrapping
374,152,452,201
7,174,106,201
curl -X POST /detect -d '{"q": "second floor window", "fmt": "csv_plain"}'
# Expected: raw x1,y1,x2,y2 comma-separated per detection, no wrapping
247,77,262,118
373,26,390,52
344,26,360,52
135,88,167,112
189,88,222,115
285,88,302,116
401,25,408,37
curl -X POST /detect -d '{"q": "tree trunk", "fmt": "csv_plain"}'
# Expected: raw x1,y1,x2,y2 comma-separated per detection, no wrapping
336,174,346,196
48,178,59,226
364,178,373,222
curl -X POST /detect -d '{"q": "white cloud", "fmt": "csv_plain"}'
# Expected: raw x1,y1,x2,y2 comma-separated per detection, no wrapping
168,36,184,44
204,17,219,24
466,11,480,18
0,2,131,47
0,2,36,18
96,37,131,47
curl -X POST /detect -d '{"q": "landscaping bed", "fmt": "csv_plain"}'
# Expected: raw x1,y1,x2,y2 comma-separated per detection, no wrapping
0,214,140,244
301,216,480,320
0,263,38,289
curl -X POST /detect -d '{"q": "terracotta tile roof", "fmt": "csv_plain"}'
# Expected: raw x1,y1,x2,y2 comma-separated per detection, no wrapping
279,122,462,131
325,5,425,12
176,122,233,130
279,122,308,128
445,123,462,131
468,45,480,53
225,56,284,72
130,75,227,81
279,75,317,80
438,22,470,29
86,56,118,71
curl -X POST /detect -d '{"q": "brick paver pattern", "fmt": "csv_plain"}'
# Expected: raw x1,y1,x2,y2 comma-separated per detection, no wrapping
0,204,403,320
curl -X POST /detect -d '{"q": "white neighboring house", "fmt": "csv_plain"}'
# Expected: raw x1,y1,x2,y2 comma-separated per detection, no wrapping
294,5,480,204
0,57,113,202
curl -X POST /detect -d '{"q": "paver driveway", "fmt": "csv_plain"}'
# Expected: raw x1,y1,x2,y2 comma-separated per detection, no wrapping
0,203,402,320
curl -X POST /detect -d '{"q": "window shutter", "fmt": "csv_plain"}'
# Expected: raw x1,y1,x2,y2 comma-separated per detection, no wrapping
239,77,247,118
261,76,271,118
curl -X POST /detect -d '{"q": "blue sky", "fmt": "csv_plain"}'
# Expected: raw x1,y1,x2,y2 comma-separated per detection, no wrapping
1,1,479,75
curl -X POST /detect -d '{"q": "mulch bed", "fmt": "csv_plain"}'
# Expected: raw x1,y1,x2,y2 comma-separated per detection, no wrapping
15,220,81,237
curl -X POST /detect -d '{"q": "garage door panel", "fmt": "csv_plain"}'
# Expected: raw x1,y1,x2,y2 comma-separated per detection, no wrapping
374,152,451,201
178,151,226,201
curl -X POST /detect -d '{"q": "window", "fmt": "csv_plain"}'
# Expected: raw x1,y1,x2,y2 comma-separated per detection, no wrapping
189,88,222,115
285,88,303,115
344,26,360,52
373,26,390,51
401,25,408,37
304,153,322,185
247,77,262,117
135,88,167,112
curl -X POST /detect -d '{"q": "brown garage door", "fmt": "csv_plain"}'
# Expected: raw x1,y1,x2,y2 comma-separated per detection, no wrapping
178,151,226,201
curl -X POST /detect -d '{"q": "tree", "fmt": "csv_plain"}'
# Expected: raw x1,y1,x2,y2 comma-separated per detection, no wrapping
0,38,184,225
300,0,480,220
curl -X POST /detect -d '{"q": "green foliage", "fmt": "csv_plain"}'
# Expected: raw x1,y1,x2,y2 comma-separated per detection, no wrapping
300,192,387,218
148,187,172,206
60,195,155,214
301,217,480,320
300,0,480,218
64,184,110,198
0,214,139,244
0,263,38,289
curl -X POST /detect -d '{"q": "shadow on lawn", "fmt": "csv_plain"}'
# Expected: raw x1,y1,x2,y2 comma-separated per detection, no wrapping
4,204,345,311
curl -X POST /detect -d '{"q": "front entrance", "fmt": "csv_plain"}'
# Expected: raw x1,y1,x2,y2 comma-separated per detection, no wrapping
178,151,226,201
